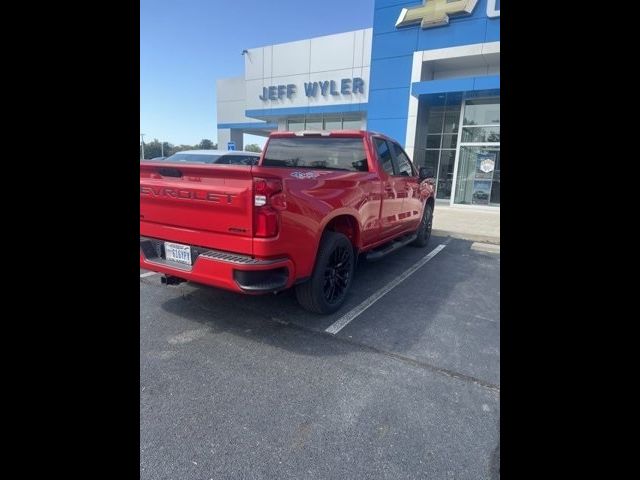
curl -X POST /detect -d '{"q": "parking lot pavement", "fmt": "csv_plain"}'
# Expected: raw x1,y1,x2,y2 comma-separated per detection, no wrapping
140,268,157,277
140,236,500,480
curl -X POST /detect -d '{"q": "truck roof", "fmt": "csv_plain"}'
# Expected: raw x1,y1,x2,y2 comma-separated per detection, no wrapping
268,130,388,139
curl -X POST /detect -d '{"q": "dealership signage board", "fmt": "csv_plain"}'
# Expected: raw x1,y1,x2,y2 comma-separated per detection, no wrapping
258,78,365,102
396,0,500,29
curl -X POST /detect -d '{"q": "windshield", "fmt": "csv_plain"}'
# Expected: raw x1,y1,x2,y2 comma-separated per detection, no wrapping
159,153,258,165
262,137,368,172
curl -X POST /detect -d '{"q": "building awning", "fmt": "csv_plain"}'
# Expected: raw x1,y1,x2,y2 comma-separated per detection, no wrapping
411,74,499,100
217,122,278,130
245,103,368,120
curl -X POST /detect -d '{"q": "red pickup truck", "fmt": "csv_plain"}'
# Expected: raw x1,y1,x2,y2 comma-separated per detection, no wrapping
140,130,435,314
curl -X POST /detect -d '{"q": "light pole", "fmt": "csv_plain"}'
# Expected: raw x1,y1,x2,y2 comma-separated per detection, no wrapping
140,133,146,160
161,140,164,158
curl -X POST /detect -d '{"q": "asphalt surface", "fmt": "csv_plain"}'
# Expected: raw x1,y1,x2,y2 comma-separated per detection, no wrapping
140,236,500,479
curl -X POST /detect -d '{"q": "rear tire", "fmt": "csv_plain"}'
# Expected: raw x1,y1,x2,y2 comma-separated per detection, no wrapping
411,203,433,248
295,231,355,314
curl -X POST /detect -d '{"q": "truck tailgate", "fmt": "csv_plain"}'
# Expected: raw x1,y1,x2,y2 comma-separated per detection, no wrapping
140,162,254,254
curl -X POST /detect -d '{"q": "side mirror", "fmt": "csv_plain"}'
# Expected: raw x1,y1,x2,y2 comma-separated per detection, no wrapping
419,167,435,181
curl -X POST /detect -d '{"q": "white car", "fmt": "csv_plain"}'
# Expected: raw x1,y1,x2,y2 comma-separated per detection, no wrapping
150,149,260,166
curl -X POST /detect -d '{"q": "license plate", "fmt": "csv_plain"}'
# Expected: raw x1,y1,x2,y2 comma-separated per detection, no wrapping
164,242,192,265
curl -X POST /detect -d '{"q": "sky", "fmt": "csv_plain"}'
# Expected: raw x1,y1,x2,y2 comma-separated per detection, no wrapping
140,0,374,148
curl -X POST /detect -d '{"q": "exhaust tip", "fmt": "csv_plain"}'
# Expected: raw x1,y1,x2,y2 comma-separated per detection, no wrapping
161,275,186,286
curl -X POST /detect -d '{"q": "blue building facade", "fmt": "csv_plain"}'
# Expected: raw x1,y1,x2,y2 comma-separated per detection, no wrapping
368,0,500,207
216,0,500,207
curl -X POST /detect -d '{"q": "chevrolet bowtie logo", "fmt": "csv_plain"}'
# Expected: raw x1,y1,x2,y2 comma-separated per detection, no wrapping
396,0,478,29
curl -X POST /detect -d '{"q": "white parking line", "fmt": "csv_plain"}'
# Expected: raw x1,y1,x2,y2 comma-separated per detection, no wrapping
325,243,448,335
140,271,159,278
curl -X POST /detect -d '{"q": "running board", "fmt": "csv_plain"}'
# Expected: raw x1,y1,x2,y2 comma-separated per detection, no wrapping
365,234,417,261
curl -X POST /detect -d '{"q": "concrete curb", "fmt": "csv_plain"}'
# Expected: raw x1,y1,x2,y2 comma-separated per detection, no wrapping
471,242,500,254
432,229,500,245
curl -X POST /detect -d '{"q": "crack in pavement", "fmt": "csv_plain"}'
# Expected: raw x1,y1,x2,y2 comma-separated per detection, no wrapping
283,318,500,394
141,277,500,395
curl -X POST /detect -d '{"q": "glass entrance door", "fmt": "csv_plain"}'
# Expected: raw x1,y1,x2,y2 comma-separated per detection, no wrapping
455,146,500,205
453,98,500,206
411,95,463,201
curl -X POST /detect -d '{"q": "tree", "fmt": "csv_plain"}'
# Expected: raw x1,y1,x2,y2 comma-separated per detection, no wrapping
142,139,163,159
171,145,195,155
245,144,262,153
139,138,220,159
197,139,215,150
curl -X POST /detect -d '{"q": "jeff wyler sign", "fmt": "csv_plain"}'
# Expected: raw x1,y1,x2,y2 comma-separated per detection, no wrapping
259,77,365,101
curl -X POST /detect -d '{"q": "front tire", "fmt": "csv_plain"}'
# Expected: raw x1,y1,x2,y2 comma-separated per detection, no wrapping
411,203,433,248
295,231,355,314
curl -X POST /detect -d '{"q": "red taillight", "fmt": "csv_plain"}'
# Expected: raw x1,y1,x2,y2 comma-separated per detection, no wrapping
253,177,284,238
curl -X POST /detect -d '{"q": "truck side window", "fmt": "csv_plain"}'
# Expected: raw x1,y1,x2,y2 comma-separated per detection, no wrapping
390,142,414,176
374,138,395,175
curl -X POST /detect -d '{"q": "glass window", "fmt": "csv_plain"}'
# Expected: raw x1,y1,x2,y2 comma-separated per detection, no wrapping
436,150,456,200
490,150,500,205
287,119,304,132
342,118,362,130
374,138,394,175
324,117,342,130
454,146,500,205
440,134,458,149
263,137,368,172
443,111,459,134
305,118,322,130
454,98,500,206
463,98,500,126
390,143,414,176
426,135,441,149
413,149,438,173
461,126,500,143
427,108,444,134
424,150,439,169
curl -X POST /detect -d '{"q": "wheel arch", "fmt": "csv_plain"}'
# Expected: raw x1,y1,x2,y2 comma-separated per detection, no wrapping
320,211,362,251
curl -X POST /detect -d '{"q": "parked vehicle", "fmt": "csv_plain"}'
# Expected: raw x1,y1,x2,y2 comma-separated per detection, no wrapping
140,131,435,314
473,190,489,200
157,150,260,166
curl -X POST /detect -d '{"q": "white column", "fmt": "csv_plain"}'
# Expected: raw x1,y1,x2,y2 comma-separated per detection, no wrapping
404,51,423,158
449,99,466,206
229,130,244,150
217,129,230,149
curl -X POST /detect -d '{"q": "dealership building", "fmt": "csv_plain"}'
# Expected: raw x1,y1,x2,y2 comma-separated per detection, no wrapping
216,0,500,208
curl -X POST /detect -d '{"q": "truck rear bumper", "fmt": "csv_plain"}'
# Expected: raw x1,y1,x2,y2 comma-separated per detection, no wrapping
140,236,295,294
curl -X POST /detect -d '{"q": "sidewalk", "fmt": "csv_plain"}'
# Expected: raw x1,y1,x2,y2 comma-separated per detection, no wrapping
432,204,500,244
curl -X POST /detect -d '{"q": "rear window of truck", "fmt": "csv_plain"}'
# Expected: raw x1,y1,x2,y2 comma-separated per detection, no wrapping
262,137,368,172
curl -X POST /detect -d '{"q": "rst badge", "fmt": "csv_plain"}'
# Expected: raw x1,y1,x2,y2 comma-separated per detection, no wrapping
290,171,332,179
396,0,478,29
